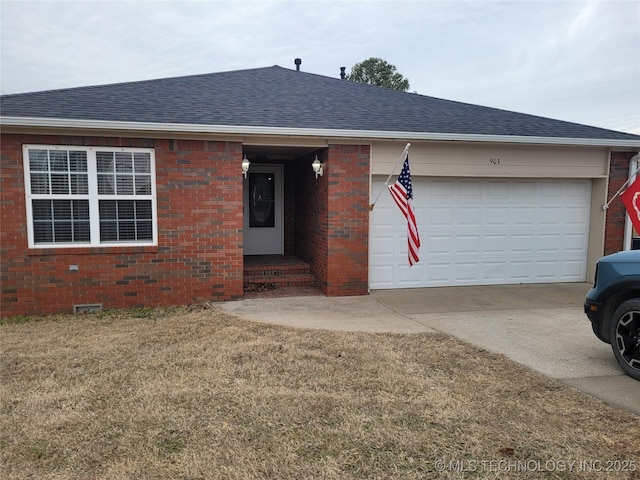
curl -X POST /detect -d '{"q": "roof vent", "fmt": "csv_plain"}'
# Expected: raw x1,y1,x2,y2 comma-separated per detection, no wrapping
294,58,302,71
340,67,346,79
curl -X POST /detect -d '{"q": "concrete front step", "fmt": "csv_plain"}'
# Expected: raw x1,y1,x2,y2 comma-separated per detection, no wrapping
243,264,311,277
244,273,315,288
243,256,314,292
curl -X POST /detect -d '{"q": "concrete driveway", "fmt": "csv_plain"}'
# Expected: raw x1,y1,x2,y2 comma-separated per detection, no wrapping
220,283,640,416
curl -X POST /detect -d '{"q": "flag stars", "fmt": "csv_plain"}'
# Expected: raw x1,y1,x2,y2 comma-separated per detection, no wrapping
397,159,414,199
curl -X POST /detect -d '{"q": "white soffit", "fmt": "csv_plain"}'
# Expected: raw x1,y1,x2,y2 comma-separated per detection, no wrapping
2,116,640,148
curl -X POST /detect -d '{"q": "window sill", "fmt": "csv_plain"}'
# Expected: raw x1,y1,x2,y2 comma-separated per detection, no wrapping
27,245,159,256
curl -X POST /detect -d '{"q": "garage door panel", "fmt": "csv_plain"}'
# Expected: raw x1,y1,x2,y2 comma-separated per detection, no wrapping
509,261,534,281
455,262,482,282
513,183,537,197
511,207,537,226
486,181,511,198
457,207,482,226
369,265,395,288
427,263,453,283
484,262,507,281
565,206,589,224
485,207,510,226
484,234,509,255
568,184,591,198
370,234,395,254
370,177,591,288
429,235,454,254
539,181,565,196
459,183,484,198
430,179,456,196
564,233,588,251
373,213,395,228
399,265,423,283
538,207,564,225
511,233,536,254
562,260,585,277
429,207,455,225
538,234,561,252
537,260,561,279
456,235,482,254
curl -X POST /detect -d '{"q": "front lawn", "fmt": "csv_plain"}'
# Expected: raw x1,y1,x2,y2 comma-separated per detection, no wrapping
1,306,638,479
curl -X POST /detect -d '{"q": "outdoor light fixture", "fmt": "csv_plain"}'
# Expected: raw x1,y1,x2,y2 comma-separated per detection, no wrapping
241,155,250,179
312,156,323,179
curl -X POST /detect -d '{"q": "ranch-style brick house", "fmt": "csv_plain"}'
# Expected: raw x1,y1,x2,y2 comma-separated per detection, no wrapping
1,64,639,317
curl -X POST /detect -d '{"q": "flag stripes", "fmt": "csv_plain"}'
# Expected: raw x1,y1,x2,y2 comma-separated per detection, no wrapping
388,155,420,266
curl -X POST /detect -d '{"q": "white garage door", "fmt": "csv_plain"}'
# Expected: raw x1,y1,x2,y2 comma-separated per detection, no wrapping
370,177,591,289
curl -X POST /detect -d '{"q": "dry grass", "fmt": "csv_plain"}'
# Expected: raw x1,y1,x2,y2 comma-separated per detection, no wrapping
1,305,639,479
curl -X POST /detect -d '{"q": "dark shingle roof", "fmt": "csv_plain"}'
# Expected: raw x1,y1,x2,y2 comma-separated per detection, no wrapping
1,65,638,142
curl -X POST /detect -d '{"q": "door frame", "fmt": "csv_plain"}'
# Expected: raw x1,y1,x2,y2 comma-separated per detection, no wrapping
243,164,284,255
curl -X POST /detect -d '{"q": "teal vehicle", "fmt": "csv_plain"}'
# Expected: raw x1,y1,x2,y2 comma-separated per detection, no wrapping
584,250,640,380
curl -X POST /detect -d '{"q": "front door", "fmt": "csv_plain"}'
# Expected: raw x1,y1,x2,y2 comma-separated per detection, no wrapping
243,165,284,255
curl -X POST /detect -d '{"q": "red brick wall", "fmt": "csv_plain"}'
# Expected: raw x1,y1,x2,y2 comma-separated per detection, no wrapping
295,151,329,289
605,151,637,255
295,145,370,295
1,133,244,317
325,145,370,296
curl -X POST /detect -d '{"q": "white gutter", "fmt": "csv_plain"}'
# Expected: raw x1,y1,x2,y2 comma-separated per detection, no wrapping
2,116,640,148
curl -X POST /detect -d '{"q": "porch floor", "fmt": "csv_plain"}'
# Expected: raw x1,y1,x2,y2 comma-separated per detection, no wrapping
243,255,323,299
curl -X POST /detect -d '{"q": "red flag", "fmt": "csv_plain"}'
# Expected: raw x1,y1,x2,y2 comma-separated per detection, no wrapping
621,176,640,235
388,155,421,266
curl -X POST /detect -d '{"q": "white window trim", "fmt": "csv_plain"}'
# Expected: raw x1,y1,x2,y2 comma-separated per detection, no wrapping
23,145,158,248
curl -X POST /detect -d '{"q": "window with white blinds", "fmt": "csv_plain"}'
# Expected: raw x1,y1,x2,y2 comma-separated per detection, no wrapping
23,146,157,248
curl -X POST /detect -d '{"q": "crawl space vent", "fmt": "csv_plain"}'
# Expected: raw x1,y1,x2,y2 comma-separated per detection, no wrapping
74,304,103,314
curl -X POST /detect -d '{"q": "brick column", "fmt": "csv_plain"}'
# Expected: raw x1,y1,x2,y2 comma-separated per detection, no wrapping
325,144,370,296
605,151,637,255
294,144,370,296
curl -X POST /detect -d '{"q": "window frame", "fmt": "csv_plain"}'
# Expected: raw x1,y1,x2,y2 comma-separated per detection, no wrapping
23,145,158,248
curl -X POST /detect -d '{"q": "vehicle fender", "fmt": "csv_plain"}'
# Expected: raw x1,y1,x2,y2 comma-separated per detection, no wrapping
595,279,640,304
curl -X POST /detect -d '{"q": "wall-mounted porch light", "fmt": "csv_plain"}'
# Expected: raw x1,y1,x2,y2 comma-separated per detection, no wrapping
241,155,250,179
312,156,323,179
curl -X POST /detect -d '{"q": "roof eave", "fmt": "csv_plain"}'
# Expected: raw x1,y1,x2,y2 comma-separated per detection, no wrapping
2,116,639,148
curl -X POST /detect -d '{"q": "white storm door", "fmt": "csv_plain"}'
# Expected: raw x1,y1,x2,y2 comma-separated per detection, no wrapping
243,165,284,255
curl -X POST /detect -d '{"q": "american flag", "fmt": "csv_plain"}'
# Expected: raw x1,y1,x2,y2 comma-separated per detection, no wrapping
388,155,421,266
621,176,640,236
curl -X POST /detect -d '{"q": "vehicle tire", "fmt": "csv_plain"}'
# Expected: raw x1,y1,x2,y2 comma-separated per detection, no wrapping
609,299,640,381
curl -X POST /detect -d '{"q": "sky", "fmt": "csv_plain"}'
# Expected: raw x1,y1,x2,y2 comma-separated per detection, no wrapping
1,0,639,134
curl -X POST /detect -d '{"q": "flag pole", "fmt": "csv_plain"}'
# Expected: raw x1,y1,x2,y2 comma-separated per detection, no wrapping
603,159,640,211
369,143,411,211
